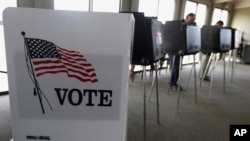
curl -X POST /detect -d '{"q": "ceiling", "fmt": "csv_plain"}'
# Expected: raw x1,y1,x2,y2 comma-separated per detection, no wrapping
214,0,250,9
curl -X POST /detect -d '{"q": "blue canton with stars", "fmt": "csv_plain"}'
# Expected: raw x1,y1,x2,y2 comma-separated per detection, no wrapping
26,38,62,59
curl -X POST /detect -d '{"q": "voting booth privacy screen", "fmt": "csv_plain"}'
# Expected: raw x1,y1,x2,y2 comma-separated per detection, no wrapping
231,28,242,49
234,30,243,49
126,12,165,65
143,18,165,64
201,25,232,53
163,21,201,55
3,8,134,141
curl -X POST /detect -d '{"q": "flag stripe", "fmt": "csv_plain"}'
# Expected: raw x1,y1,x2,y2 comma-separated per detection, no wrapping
33,60,95,72
36,70,98,83
34,65,97,77
60,57,91,65
57,46,79,53
26,38,98,83
57,47,82,55
58,50,85,58
58,51,88,62
58,50,91,64
33,59,92,67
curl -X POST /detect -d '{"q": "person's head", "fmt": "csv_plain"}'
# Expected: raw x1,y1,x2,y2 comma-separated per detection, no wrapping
185,13,196,24
215,20,224,28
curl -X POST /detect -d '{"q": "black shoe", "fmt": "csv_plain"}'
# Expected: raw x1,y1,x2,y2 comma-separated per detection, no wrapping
172,85,182,91
204,76,211,81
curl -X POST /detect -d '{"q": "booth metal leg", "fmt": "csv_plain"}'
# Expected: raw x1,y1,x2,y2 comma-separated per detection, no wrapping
198,54,205,78
167,56,176,95
184,55,197,104
226,51,231,75
184,61,194,89
210,63,215,99
142,66,147,141
231,49,236,82
177,56,183,113
147,75,156,102
193,54,197,104
200,53,214,87
155,62,160,124
209,54,219,99
223,55,226,93
147,62,160,125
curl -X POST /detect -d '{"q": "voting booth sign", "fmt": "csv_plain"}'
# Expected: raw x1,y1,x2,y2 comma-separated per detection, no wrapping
3,7,134,141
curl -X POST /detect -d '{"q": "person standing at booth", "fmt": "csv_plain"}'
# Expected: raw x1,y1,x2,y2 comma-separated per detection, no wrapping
201,20,224,81
169,13,196,90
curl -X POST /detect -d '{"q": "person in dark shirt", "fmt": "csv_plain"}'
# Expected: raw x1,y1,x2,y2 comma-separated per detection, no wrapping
169,13,196,90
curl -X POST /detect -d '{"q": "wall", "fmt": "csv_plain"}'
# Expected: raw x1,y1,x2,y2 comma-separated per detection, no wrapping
121,0,131,12
17,0,34,7
18,0,53,8
231,7,250,43
130,0,139,12
234,0,250,9
34,0,53,9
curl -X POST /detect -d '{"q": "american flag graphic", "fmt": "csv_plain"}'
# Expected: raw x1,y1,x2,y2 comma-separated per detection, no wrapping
25,38,98,83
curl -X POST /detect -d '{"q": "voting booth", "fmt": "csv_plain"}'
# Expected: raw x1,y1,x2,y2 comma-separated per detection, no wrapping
121,12,165,137
163,20,201,112
163,20,201,55
201,25,232,53
3,8,134,141
143,18,165,64
221,27,242,50
127,12,165,65
201,26,234,97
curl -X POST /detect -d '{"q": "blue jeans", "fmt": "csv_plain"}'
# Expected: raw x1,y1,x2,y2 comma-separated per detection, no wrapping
169,54,180,86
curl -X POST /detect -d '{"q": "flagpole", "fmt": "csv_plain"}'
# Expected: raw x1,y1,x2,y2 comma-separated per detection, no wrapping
22,31,45,114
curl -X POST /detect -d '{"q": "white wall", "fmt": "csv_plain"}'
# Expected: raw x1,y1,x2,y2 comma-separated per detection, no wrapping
231,7,250,42
234,0,250,9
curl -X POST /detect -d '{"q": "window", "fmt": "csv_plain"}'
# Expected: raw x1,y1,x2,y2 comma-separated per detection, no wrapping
0,72,8,93
139,0,159,17
184,1,207,27
0,0,16,92
0,25,6,72
211,8,229,26
157,0,175,23
184,1,197,15
139,0,175,23
54,0,89,11
93,0,120,12
54,0,120,12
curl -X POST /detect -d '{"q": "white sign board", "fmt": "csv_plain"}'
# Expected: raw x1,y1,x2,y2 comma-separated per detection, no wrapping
3,7,134,141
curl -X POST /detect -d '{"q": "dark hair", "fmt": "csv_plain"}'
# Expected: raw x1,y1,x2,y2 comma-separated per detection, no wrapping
216,20,224,26
186,13,196,18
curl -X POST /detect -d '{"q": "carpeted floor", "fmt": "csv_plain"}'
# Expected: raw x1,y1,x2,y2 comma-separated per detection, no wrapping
0,95,11,141
1,62,250,141
127,62,250,141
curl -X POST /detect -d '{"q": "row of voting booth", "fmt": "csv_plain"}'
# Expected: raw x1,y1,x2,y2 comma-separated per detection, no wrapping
130,12,240,65
129,12,241,101
128,12,242,141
